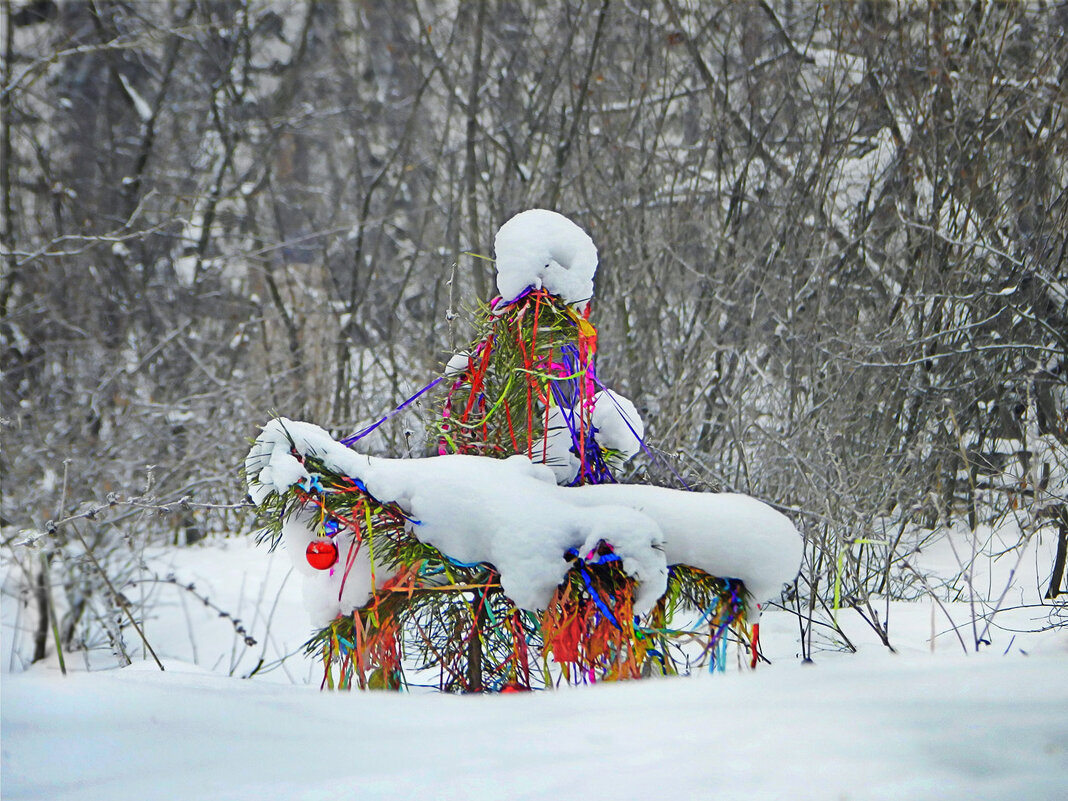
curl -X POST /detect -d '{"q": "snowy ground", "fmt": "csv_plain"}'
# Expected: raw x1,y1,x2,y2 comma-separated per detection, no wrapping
3,533,1068,800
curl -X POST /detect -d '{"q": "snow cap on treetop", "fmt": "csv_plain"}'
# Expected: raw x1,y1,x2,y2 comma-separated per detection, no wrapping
494,209,598,309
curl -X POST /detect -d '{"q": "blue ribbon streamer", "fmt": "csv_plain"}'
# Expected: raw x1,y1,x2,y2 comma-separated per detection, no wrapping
565,547,623,631
445,555,487,569
578,563,623,631
299,473,325,494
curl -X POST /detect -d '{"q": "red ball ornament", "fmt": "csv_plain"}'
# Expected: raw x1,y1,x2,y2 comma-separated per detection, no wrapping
306,539,339,570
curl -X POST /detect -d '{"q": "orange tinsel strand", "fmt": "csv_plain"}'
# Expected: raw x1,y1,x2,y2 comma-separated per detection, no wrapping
549,606,583,665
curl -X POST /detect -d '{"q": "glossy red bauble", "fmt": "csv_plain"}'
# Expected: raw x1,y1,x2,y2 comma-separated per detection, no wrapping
306,539,339,570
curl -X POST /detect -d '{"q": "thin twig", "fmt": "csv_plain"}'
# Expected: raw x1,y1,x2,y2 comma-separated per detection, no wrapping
69,522,165,671
900,558,969,655
11,494,255,548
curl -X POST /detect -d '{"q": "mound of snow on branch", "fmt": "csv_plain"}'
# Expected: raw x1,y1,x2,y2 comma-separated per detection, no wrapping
592,389,644,463
444,351,472,377
539,390,645,484
246,418,802,621
493,209,598,309
570,484,803,612
541,404,582,484
280,511,384,624
247,419,668,615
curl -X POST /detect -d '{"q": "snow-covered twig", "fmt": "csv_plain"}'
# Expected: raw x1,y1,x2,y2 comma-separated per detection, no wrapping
127,574,258,648
10,494,255,548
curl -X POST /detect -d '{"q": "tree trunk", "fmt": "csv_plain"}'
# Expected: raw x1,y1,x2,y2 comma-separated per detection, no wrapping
1045,509,1067,600
466,588,485,692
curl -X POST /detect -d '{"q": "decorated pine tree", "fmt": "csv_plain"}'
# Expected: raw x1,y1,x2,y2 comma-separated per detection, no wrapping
438,209,644,486
436,210,659,683
245,209,803,692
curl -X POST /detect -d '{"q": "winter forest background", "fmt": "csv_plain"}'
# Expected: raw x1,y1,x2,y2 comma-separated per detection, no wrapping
3,0,1067,683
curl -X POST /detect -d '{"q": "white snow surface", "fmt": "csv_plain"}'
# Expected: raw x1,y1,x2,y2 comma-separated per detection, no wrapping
4,621,1067,801
4,510,1068,800
493,209,598,309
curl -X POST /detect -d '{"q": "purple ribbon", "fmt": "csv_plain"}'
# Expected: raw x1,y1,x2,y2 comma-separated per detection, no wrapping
589,372,693,491
341,376,446,447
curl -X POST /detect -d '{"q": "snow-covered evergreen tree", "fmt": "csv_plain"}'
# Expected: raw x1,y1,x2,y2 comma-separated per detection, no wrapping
245,210,802,691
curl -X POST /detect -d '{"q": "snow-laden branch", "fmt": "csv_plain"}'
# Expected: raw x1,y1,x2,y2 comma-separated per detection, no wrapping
246,418,803,619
